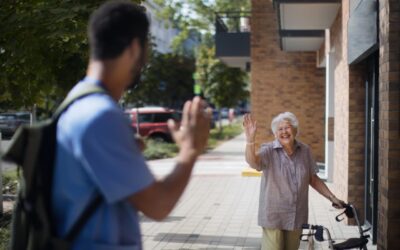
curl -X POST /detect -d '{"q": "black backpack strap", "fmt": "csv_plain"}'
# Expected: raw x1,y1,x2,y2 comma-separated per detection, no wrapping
65,193,103,241
53,83,105,119
49,194,103,249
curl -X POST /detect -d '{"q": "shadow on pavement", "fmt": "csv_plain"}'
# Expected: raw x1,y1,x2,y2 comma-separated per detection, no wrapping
153,233,261,248
140,215,186,223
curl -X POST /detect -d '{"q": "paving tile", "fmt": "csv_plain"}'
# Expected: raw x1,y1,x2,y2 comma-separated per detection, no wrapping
141,134,369,249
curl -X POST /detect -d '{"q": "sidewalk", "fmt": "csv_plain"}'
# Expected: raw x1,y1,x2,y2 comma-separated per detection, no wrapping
142,134,376,250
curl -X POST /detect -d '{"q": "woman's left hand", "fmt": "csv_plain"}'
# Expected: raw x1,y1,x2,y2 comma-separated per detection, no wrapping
331,196,346,209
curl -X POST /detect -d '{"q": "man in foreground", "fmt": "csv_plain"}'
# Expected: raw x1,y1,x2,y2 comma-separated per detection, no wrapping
51,1,211,249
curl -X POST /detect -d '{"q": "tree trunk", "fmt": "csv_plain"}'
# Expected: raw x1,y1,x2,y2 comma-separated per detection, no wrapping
218,109,223,134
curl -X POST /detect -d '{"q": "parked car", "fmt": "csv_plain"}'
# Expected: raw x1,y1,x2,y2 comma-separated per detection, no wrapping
125,107,181,142
210,110,220,129
212,110,219,121
220,108,229,119
0,112,31,139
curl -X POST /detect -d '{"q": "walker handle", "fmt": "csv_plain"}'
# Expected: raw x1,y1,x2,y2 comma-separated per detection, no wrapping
301,223,320,230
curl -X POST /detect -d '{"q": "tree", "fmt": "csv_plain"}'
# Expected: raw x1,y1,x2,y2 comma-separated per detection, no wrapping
154,0,250,53
195,42,248,130
153,0,250,114
0,0,142,113
123,51,195,109
206,62,248,108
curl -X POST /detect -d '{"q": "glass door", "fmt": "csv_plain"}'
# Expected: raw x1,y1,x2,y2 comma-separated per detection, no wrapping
364,52,379,243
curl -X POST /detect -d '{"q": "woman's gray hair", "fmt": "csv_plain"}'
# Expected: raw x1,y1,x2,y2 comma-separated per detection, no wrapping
271,112,299,135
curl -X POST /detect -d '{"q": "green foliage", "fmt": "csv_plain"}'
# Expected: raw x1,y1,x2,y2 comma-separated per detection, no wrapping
142,121,243,160
2,170,19,195
1,170,18,250
124,51,195,108
143,139,179,160
153,0,250,54
214,122,243,140
154,0,250,35
153,0,250,109
205,60,249,109
195,41,249,109
0,212,12,250
207,121,243,149
0,0,141,112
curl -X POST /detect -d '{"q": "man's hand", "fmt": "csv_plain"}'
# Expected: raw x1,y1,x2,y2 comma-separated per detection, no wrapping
168,96,212,161
129,97,211,221
243,114,257,143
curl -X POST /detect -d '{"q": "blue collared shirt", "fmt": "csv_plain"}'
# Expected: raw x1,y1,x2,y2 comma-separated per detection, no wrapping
51,79,155,250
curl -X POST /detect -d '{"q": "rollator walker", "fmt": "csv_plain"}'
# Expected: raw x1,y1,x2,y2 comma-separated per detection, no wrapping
301,203,370,250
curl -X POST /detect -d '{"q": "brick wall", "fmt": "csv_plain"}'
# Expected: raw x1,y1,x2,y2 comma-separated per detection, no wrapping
330,1,349,203
250,0,400,247
250,0,325,162
348,63,366,222
330,1,367,221
378,0,400,249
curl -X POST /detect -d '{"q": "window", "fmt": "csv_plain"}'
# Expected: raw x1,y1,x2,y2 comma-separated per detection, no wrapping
153,113,172,123
17,113,31,121
0,114,16,121
124,113,133,122
138,113,153,123
172,112,182,121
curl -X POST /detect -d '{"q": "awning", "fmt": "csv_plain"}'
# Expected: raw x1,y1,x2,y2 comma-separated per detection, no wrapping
274,0,340,51
348,0,378,64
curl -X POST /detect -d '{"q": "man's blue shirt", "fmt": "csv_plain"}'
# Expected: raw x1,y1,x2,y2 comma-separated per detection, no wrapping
51,80,155,250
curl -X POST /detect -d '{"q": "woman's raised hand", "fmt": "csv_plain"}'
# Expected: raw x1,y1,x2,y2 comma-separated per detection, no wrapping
243,114,257,143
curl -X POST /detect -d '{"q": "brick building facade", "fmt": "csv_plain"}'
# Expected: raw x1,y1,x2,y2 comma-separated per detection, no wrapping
248,0,399,249
251,1,326,162
377,0,400,248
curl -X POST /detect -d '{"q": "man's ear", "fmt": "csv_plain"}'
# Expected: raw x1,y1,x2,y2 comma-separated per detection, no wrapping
129,38,141,62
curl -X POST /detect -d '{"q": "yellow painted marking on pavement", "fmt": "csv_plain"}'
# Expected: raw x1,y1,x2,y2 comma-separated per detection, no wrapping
241,166,262,177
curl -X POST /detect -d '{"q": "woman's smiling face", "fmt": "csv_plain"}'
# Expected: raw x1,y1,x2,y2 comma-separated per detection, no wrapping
275,120,297,146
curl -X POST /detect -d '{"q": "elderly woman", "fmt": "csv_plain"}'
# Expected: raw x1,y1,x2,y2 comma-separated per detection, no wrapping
244,112,344,250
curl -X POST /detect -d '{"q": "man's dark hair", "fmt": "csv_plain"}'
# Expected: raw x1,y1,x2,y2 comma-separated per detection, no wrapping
88,0,149,60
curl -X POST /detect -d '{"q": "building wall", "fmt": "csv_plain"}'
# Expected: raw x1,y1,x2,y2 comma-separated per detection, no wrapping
330,2,350,203
142,0,179,54
378,0,400,248
250,0,325,162
329,0,367,223
347,63,366,222
250,0,400,248
321,0,399,246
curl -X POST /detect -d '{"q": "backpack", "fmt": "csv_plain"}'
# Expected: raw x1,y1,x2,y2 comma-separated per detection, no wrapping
1,84,105,250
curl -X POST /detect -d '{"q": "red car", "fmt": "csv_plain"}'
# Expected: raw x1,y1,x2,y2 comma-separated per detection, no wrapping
125,107,181,142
